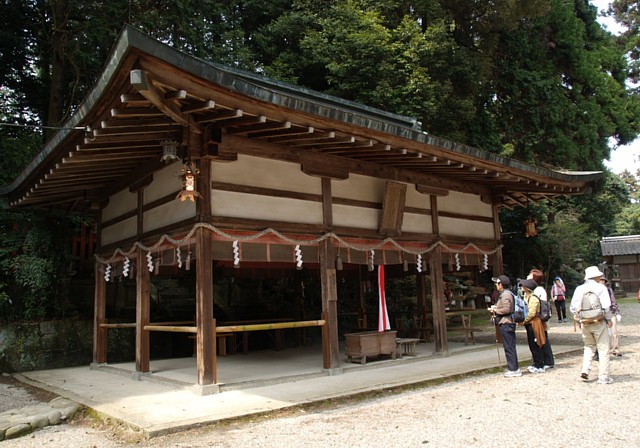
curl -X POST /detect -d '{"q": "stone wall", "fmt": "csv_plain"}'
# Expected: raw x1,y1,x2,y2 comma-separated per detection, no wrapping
0,320,135,373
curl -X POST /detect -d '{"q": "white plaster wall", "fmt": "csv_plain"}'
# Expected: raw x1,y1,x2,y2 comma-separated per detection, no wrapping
331,173,385,202
102,188,137,221
332,204,379,230
405,184,430,208
145,162,183,203
101,216,137,246
144,200,195,233
437,191,493,217
211,190,323,224
438,217,494,239
402,212,433,234
212,155,321,194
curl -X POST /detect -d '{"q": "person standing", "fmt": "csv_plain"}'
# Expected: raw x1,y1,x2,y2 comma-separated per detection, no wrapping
551,276,567,323
519,278,546,374
528,269,554,369
570,266,613,384
600,277,622,357
488,275,521,377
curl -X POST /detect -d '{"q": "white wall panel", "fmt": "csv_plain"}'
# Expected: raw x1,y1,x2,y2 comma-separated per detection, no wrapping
438,191,492,217
145,163,183,203
212,155,321,194
211,190,323,224
331,173,384,202
144,200,195,233
405,184,430,208
333,204,379,230
101,216,136,246
402,212,432,234
102,189,137,221
438,217,494,239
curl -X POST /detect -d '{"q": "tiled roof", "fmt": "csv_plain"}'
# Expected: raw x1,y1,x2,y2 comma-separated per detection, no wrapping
601,235,640,256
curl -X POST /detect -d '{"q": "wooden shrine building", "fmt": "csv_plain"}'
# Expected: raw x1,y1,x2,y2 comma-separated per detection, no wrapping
1,26,600,393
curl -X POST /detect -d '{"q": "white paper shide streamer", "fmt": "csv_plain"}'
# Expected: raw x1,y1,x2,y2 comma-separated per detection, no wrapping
295,245,303,270
122,257,130,277
104,264,111,282
146,252,154,272
233,240,240,267
455,253,461,271
417,254,423,273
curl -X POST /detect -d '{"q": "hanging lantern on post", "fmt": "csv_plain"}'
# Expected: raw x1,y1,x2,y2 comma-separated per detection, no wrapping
176,160,201,202
525,218,537,237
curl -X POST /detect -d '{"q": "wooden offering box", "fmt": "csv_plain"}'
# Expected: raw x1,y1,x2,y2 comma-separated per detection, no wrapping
344,330,397,364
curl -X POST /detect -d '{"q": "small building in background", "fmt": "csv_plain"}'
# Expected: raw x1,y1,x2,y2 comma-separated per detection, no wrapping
600,235,640,296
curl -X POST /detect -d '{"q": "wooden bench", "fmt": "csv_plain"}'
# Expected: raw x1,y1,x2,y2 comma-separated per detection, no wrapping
448,315,482,345
396,337,419,356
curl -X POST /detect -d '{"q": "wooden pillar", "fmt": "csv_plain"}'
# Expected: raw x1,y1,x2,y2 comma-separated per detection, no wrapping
93,261,107,364
320,238,340,369
135,247,151,373
320,177,340,369
195,226,215,384
491,203,504,276
429,246,448,354
429,195,448,354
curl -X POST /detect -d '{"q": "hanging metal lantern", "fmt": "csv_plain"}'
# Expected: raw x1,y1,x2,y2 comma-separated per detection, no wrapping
160,140,180,163
176,161,201,202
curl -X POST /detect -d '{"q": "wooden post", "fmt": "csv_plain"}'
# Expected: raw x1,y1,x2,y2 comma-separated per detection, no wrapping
320,177,340,369
195,226,215,384
428,196,447,354
135,247,151,373
429,246,448,354
491,203,504,276
93,261,107,364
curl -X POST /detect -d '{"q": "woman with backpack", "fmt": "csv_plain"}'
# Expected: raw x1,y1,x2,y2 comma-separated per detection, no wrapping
529,269,554,370
551,276,567,323
518,278,546,373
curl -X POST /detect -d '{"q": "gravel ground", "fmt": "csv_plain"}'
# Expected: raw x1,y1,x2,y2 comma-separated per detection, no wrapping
5,300,640,447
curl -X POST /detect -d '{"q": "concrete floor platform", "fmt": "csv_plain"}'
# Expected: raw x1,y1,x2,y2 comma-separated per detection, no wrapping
15,340,581,438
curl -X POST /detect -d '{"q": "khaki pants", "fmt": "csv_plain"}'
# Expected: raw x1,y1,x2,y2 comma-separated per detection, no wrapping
581,320,610,379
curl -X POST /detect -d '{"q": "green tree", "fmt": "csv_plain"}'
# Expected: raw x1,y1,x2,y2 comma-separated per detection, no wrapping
607,0,640,90
614,203,640,234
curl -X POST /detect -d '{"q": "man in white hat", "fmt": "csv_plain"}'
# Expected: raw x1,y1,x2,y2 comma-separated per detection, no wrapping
570,266,613,384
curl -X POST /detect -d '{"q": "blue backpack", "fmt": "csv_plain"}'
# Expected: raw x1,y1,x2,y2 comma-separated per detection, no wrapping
508,290,528,323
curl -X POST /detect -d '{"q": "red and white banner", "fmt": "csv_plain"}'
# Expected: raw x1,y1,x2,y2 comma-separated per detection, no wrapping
378,265,390,332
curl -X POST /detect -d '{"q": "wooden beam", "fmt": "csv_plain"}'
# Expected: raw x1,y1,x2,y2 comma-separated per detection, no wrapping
130,69,195,130
416,184,449,197
379,181,406,236
301,153,349,180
